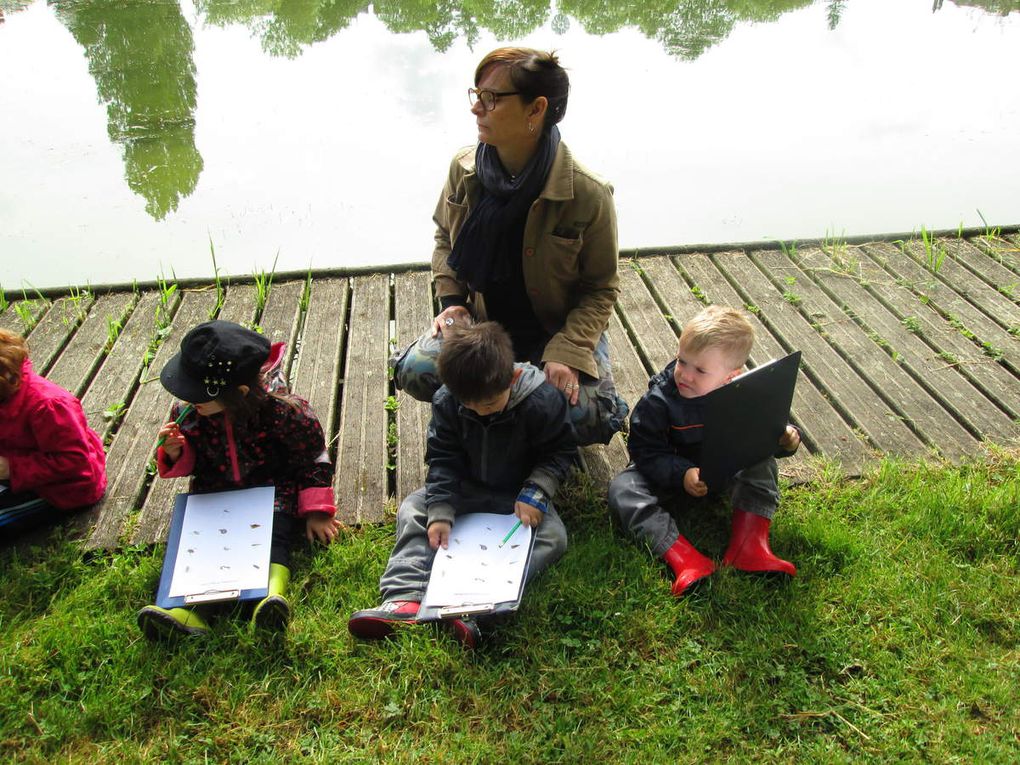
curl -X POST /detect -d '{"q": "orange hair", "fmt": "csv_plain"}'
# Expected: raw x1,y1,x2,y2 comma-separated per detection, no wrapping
0,329,29,403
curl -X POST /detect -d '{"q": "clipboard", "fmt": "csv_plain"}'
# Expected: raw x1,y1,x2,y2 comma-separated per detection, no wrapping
155,486,275,608
698,351,801,490
416,512,538,622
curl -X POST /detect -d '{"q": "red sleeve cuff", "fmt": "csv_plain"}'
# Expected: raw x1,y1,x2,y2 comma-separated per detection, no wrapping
297,487,336,517
157,440,196,478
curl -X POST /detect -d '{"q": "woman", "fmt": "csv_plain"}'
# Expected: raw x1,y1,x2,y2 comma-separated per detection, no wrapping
393,47,627,445
0,329,107,535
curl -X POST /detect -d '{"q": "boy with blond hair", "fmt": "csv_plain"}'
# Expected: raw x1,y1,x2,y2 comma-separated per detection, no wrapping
608,305,801,596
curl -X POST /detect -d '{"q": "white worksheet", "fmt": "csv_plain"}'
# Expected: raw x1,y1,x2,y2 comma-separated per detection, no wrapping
167,486,274,598
420,512,533,609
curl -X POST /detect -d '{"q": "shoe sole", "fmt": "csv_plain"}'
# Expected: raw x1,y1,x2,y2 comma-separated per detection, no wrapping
347,615,416,640
138,609,207,641
252,596,291,630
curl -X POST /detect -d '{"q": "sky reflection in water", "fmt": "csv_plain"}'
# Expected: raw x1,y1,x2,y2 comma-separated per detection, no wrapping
1,0,1018,289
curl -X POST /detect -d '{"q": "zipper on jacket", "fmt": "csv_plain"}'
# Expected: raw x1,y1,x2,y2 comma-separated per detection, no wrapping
224,417,241,484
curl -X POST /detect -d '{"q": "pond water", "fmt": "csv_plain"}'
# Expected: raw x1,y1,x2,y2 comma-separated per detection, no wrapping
1,0,1018,290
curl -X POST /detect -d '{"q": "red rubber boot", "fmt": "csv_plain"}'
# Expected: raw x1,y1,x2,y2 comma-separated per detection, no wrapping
721,509,797,577
662,535,716,597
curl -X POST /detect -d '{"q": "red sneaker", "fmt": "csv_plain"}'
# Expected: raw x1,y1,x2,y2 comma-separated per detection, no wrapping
445,617,481,649
348,600,420,640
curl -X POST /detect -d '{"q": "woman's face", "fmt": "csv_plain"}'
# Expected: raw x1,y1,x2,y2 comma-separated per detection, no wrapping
472,64,533,151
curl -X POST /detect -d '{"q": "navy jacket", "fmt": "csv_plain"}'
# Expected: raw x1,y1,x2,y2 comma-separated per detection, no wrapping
425,364,577,527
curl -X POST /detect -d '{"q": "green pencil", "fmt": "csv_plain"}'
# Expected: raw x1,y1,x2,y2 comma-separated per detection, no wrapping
499,519,523,548
155,404,194,449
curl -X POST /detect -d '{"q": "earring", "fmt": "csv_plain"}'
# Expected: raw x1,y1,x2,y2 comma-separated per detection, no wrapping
528,122,534,134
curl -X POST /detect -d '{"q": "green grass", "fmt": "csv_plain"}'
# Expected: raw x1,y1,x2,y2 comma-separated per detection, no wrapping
1,453,1018,763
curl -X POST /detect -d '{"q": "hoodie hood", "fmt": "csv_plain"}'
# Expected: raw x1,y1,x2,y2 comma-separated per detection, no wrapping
506,362,547,410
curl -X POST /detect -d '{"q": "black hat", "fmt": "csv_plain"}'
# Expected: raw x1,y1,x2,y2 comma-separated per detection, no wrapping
160,321,270,403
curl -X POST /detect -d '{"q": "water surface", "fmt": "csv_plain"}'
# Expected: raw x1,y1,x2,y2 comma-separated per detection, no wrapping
1,0,1018,289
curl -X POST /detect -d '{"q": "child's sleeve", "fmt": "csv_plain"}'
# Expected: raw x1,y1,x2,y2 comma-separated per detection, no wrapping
424,395,469,528
523,387,577,498
156,403,196,478
283,402,336,517
6,398,99,494
627,394,695,492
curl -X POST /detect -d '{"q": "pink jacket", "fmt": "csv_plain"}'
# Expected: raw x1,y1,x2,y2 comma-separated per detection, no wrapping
0,359,107,510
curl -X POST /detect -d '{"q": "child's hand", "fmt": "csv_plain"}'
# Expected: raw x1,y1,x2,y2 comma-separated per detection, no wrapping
779,425,801,452
428,520,452,550
514,500,544,528
684,467,708,497
157,422,185,461
305,512,342,544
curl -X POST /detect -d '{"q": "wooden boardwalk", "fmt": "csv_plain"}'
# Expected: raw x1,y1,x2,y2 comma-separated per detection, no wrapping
3,231,1018,550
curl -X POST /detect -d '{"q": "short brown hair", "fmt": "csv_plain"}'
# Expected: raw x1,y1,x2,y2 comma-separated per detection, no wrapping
0,329,29,403
678,305,755,368
475,47,569,131
437,322,515,403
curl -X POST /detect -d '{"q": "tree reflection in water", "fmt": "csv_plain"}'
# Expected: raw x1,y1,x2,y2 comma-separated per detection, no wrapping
28,0,1018,219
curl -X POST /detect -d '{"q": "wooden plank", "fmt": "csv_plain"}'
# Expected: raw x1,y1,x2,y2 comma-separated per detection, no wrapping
616,262,680,370
710,252,927,457
290,277,347,444
751,249,979,462
863,242,1020,375
256,280,306,383
796,246,1019,443
844,245,1020,420
667,254,871,475
942,239,1020,303
978,234,1020,273
0,298,49,336
79,291,167,439
18,295,95,374
216,283,259,326
900,239,1020,330
47,292,136,397
393,271,432,500
88,290,218,549
334,274,390,524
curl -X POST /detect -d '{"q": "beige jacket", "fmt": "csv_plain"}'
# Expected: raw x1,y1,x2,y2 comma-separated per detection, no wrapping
431,141,620,378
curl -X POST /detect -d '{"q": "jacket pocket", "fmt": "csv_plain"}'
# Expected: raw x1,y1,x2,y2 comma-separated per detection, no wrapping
543,234,583,280
444,199,469,241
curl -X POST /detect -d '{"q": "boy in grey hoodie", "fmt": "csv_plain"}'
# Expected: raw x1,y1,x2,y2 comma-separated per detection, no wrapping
348,322,577,647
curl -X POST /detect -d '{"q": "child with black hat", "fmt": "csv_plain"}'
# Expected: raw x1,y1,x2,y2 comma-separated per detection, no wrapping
137,320,342,640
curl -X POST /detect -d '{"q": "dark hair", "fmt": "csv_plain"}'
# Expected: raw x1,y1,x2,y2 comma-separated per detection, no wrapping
475,47,569,131
437,322,515,403
215,375,300,429
0,329,28,403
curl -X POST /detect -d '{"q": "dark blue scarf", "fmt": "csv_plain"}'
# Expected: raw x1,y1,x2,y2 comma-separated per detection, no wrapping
447,126,560,294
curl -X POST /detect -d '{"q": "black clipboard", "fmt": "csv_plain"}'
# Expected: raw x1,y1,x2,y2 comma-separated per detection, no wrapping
155,486,274,609
416,512,538,622
698,351,801,490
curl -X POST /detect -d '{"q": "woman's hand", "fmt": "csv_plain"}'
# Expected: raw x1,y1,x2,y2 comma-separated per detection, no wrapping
544,361,581,406
157,422,185,462
431,306,472,337
0,456,9,481
306,513,343,544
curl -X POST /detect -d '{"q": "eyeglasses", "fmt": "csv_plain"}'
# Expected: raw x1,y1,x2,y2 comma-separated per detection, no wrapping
468,88,521,112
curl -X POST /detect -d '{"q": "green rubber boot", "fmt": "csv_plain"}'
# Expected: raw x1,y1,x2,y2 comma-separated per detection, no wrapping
252,563,291,630
138,605,210,641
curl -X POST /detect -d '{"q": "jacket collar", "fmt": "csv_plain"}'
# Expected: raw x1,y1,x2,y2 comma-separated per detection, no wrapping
456,141,574,203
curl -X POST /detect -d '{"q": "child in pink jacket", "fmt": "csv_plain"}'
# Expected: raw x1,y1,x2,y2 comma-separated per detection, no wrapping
0,329,107,535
